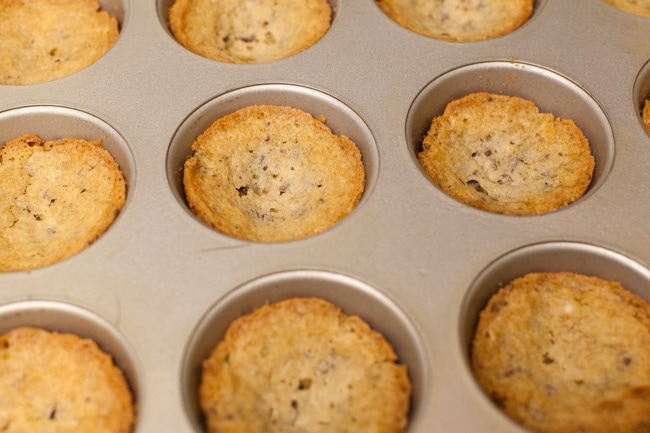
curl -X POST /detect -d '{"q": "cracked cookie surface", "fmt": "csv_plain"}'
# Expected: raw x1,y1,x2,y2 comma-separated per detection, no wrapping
199,297,411,433
169,0,331,64
376,0,533,42
0,0,119,85
471,272,650,433
0,134,126,272
183,105,364,242
0,327,134,433
418,92,594,215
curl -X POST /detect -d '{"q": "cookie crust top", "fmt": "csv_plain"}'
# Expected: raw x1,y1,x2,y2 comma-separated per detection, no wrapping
418,92,595,215
376,0,533,42
183,105,365,242
199,297,411,433
169,0,331,64
0,0,119,85
0,134,127,271
472,272,650,433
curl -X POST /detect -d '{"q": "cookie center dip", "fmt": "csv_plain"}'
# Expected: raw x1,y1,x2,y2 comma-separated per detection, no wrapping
183,105,365,242
169,0,331,64
418,92,595,215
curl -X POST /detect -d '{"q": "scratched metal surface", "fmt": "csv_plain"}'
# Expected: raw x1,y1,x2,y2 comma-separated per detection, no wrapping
1,0,650,431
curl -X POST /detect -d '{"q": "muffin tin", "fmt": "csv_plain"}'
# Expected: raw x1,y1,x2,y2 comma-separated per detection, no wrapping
1,0,650,432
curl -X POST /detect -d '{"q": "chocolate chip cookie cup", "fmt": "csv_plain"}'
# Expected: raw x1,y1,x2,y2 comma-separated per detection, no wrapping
181,269,430,433
460,241,650,433
160,0,333,64
0,299,140,432
407,61,614,215
374,0,539,42
0,0,126,85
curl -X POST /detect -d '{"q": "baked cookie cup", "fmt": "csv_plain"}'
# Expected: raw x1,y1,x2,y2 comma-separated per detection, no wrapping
376,0,533,42
183,105,365,242
418,92,595,215
0,327,135,433
169,0,331,63
0,0,119,85
471,272,650,433
199,297,412,433
0,134,126,271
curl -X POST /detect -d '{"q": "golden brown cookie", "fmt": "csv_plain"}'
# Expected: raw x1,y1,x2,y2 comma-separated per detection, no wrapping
471,272,650,433
376,0,533,42
418,92,594,215
0,0,119,85
602,0,650,18
199,297,412,433
183,105,365,242
0,134,127,272
169,0,331,64
0,327,135,433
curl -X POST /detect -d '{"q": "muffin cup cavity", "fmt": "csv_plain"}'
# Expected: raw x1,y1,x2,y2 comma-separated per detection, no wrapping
460,242,650,431
407,61,614,212
0,105,133,271
634,58,650,136
0,105,135,188
0,299,141,420
181,269,429,433
167,83,377,240
459,241,650,402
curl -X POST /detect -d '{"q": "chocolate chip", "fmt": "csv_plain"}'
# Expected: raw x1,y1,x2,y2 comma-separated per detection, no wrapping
298,378,312,390
467,179,488,195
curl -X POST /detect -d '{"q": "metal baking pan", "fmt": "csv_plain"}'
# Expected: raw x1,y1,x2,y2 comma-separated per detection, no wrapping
2,0,650,431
